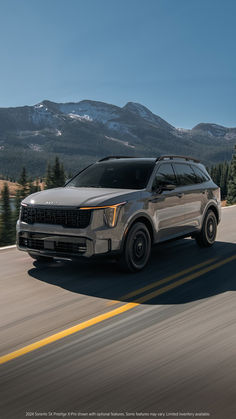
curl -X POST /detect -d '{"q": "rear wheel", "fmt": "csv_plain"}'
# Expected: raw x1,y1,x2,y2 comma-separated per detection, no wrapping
28,252,54,262
119,222,151,272
195,210,217,247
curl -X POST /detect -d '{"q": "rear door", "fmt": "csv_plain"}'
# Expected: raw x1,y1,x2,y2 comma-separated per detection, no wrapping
149,162,187,241
173,163,207,233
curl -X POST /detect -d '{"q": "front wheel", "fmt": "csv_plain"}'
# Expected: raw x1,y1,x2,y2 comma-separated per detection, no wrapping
28,252,54,263
195,210,217,247
119,222,151,272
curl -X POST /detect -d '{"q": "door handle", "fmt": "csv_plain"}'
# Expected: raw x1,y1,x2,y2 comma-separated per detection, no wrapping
177,193,183,198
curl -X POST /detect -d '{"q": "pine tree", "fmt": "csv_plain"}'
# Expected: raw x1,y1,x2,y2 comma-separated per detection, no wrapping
28,179,34,195
53,156,65,187
0,183,14,245
14,189,22,226
45,157,66,189
54,157,61,183
227,146,236,205
35,179,41,193
18,167,28,198
219,161,230,199
215,164,221,186
223,163,227,198
28,178,41,194
45,163,54,189
12,167,29,224
59,162,66,186
209,161,230,200
210,165,217,185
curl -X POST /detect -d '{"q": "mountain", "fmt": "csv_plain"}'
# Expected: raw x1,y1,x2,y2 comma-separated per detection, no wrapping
0,99,235,178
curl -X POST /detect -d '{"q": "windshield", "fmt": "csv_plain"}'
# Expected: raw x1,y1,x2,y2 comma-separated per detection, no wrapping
66,160,155,189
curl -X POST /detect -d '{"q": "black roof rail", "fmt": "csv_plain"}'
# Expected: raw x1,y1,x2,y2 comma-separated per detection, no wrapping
156,155,200,163
98,155,136,162
98,155,200,163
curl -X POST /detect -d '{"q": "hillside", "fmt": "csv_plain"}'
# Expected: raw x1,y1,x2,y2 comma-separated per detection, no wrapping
0,180,19,197
0,99,235,177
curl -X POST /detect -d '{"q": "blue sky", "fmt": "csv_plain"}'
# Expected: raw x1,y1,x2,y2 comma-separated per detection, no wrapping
0,0,235,128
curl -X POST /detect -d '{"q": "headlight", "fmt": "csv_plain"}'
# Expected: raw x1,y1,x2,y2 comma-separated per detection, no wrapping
20,202,27,218
80,202,126,228
104,203,126,228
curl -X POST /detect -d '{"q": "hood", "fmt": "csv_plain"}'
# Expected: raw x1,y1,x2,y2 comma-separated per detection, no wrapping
23,187,139,207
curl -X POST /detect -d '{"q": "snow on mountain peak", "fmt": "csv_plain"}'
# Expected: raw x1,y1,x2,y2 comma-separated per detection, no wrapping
57,100,120,124
68,113,93,122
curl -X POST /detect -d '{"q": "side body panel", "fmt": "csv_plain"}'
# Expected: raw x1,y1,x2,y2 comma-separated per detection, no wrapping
148,189,187,241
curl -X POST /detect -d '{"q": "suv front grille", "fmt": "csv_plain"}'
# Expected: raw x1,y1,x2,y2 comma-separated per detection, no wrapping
21,206,91,228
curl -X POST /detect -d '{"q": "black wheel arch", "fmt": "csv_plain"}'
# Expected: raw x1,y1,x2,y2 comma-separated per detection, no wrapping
120,213,155,252
202,202,220,225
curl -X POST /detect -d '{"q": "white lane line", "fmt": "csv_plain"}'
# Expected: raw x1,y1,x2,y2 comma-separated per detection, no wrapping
222,205,236,209
0,245,16,250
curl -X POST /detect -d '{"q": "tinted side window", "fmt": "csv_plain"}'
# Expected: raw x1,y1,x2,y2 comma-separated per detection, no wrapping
191,165,209,183
153,163,177,189
174,163,196,186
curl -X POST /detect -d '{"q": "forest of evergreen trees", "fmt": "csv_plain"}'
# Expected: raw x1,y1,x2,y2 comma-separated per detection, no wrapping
0,156,66,246
0,148,236,247
208,161,230,200
207,145,236,203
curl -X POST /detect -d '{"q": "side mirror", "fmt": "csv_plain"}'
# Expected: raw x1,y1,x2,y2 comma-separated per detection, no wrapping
152,183,176,193
161,184,176,191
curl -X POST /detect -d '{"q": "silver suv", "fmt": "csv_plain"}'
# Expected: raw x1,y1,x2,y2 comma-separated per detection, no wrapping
17,156,221,272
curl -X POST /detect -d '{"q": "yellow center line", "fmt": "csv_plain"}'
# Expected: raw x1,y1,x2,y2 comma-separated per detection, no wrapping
136,254,236,304
107,258,216,305
0,302,139,365
0,253,235,365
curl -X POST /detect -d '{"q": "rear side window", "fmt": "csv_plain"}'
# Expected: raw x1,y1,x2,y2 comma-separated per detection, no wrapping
191,165,209,183
153,163,177,188
174,163,196,186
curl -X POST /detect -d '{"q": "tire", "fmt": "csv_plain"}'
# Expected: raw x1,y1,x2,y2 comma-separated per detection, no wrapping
119,222,151,272
195,210,217,247
28,252,54,263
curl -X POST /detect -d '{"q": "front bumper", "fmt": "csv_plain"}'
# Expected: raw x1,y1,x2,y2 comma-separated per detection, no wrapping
17,230,111,258
16,213,124,258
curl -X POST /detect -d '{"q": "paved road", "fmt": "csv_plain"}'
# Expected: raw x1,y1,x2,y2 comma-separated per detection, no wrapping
0,207,236,419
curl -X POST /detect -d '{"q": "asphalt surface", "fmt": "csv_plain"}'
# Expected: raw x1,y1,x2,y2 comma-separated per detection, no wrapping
0,206,236,419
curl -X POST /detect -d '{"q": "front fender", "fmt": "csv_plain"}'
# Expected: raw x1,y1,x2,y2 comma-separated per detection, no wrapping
120,211,156,252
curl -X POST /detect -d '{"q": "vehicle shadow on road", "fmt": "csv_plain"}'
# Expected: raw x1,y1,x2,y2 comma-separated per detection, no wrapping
28,238,236,305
